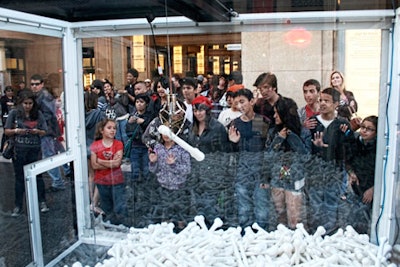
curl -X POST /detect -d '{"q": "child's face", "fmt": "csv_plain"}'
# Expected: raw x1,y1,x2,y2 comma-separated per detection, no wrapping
359,120,377,142
101,121,117,139
319,93,338,116
303,84,319,105
235,95,254,115
135,99,147,112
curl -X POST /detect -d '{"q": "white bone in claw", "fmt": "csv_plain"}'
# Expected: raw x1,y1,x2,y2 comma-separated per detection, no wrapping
158,124,205,161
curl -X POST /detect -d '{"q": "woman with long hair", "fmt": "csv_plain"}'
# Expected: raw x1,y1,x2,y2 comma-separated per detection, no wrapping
155,77,169,108
187,95,229,153
5,91,49,217
266,97,308,229
330,71,359,126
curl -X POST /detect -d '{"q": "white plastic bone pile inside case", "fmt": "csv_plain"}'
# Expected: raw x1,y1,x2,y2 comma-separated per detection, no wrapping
70,215,395,267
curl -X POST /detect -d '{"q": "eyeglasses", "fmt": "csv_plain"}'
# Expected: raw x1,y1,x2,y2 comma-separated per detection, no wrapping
360,126,376,132
31,82,41,86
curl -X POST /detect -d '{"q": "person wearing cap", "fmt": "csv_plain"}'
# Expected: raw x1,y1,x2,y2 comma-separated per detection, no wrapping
187,95,230,222
227,71,244,91
181,77,197,123
187,95,229,154
144,78,152,91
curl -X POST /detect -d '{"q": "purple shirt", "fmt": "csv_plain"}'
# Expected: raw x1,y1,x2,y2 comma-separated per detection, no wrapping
149,143,191,190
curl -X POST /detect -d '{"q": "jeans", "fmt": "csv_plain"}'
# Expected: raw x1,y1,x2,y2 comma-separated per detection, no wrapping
307,181,341,233
96,183,128,224
13,147,46,208
116,119,128,145
235,181,270,229
130,146,149,181
41,136,64,188
235,153,270,229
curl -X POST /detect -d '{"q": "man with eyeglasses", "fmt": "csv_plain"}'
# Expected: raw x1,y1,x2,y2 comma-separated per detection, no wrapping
30,74,65,191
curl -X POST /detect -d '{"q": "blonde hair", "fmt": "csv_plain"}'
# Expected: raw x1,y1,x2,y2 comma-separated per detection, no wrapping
330,70,347,93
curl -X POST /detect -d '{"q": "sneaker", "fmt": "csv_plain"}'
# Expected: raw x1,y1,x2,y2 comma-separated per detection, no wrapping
11,207,22,217
40,202,49,213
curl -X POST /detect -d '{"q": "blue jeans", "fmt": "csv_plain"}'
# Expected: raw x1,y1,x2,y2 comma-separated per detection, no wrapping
236,181,270,229
13,147,46,208
41,136,64,188
308,181,341,233
96,183,128,224
235,153,270,229
116,119,128,145
130,146,149,181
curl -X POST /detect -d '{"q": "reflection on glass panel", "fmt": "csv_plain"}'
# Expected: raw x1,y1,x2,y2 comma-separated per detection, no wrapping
0,154,33,266
38,164,77,265
0,29,71,265
80,28,381,242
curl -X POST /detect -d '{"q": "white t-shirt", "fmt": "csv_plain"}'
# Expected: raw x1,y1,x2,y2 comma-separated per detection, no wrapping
316,114,334,128
184,101,193,123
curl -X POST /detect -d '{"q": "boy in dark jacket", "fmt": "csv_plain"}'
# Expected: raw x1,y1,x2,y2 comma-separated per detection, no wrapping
306,87,355,234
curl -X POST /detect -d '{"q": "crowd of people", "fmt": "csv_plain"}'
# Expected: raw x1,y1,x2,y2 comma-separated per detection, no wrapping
0,69,378,235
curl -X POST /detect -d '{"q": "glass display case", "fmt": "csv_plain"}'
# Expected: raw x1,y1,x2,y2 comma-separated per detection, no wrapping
0,4,399,266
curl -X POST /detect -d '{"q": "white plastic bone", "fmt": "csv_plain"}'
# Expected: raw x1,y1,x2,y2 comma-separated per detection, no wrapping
84,217,393,267
158,125,205,161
